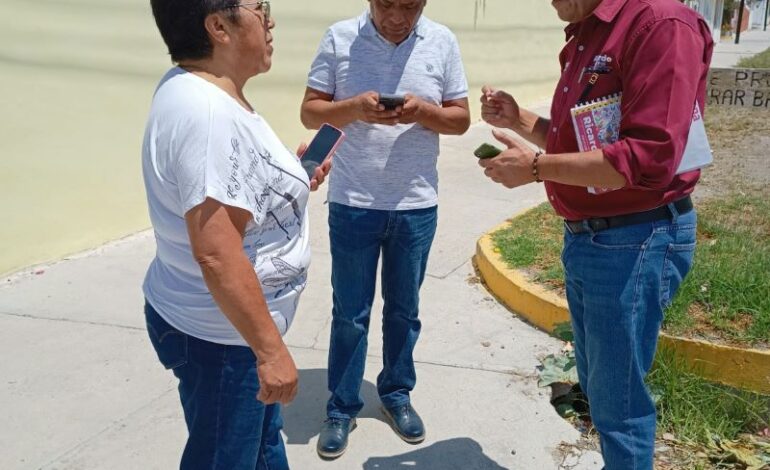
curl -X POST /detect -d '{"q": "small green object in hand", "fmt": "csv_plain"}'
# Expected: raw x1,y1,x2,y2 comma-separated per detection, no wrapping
473,143,502,159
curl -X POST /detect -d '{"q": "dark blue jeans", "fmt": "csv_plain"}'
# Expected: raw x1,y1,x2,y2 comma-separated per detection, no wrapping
326,203,438,420
144,302,289,470
562,206,697,470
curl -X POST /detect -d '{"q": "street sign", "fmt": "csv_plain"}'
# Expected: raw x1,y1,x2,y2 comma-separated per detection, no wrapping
708,68,770,109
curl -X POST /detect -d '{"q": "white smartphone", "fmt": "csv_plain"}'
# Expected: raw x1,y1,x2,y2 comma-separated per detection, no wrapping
301,123,345,178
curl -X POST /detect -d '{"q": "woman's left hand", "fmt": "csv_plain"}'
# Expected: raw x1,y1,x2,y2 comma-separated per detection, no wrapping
310,158,331,191
296,142,308,159
297,142,332,191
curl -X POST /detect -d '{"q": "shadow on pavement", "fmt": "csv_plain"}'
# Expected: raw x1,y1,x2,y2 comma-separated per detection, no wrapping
282,368,385,445
362,437,509,470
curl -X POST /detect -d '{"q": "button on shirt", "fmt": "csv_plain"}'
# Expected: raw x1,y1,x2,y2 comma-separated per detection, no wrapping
307,12,468,210
546,0,714,220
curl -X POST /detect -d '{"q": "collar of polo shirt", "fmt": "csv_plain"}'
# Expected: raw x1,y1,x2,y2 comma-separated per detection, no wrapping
359,10,426,43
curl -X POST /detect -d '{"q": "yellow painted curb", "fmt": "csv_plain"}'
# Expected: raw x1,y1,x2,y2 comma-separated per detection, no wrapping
475,218,770,394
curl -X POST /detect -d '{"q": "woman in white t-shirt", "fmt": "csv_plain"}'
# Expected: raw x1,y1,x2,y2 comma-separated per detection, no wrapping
142,1,329,468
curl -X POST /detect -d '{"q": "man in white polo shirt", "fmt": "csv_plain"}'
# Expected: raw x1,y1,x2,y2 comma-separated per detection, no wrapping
301,0,470,459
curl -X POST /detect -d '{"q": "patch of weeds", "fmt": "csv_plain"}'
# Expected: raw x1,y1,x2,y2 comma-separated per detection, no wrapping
492,193,770,347
648,348,769,445
491,204,564,291
665,194,770,346
538,326,770,469
737,47,770,68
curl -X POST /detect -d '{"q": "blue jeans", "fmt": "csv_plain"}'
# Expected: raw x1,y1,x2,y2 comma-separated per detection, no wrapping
144,302,289,470
326,203,438,420
562,206,697,470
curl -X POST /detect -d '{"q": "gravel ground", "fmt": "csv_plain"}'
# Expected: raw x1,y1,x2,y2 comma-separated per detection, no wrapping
697,107,770,199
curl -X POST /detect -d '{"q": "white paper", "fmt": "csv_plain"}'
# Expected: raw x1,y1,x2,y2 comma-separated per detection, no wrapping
676,103,713,174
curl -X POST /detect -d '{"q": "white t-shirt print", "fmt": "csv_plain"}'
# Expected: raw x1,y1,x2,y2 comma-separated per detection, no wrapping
142,68,311,345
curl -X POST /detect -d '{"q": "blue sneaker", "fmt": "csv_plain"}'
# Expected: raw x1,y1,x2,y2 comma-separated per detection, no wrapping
382,404,425,444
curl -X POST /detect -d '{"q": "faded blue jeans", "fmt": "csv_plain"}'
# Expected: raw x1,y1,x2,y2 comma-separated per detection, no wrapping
562,206,697,470
326,203,437,420
145,302,289,470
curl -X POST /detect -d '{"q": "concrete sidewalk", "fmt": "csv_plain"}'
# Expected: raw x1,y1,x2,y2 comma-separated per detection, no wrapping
4,26,766,470
0,120,603,470
712,28,770,68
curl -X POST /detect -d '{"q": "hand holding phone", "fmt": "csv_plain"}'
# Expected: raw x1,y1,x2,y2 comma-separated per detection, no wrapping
473,143,503,159
301,123,345,178
378,93,405,111
397,94,425,125
355,92,399,126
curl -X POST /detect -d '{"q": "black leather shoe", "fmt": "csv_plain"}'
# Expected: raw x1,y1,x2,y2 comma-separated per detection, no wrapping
382,404,425,444
317,418,356,459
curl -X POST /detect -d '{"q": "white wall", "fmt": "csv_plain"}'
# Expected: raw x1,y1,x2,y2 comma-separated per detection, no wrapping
750,0,768,28
684,0,724,42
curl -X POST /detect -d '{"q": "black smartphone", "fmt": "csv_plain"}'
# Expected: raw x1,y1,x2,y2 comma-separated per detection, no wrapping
301,123,345,178
473,143,502,159
378,93,405,110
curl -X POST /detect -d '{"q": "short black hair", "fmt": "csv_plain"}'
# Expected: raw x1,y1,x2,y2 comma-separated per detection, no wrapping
150,0,241,63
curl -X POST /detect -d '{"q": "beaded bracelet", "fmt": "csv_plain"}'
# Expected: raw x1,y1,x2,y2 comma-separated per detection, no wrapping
532,150,544,183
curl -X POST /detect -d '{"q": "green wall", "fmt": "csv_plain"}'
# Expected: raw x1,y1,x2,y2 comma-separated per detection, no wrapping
0,0,564,275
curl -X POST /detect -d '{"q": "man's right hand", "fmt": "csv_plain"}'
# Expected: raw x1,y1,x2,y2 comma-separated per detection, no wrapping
481,86,521,131
256,345,299,405
356,91,400,126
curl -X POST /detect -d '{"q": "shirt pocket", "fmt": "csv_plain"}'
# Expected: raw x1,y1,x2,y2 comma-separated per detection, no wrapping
576,67,622,103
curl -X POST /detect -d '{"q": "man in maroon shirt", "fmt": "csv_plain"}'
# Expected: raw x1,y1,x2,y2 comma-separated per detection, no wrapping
478,1,713,469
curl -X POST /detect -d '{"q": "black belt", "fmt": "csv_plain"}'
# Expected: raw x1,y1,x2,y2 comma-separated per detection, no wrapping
565,196,693,234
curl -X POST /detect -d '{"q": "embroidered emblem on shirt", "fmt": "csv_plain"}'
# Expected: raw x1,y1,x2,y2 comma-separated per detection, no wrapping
426,64,434,73
589,54,613,73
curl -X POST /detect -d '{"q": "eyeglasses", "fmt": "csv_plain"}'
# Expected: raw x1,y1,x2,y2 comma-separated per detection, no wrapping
224,1,271,24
